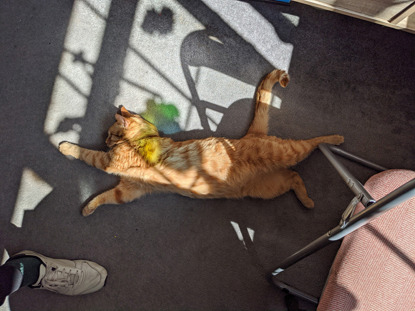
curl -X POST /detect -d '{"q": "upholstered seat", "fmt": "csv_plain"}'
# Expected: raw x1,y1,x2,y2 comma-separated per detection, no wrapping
318,170,415,311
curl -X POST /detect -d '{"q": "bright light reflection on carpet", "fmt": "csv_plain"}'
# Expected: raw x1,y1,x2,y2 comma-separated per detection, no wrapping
202,0,295,71
11,168,53,228
44,0,111,147
230,221,255,249
190,66,282,131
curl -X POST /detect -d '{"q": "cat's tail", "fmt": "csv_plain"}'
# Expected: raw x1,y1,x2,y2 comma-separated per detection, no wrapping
246,69,289,136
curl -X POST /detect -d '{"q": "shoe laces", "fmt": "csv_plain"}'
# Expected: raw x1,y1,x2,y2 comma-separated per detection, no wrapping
43,266,82,288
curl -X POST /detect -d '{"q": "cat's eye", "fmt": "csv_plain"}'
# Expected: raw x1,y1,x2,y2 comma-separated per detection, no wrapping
108,131,120,138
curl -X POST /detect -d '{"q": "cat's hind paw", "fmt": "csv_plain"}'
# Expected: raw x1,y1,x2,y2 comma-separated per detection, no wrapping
82,205,95,217
302,198,315,209
327,135,344,146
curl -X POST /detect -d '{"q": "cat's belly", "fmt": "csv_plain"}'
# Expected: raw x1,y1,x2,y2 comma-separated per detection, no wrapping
121,166,244,198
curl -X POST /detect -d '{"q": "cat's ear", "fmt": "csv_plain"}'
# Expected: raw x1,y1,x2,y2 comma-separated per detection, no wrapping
115,114,129,128
120,106,132,118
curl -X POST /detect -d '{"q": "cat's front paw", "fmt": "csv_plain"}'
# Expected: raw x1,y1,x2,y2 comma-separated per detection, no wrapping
59,142,79,158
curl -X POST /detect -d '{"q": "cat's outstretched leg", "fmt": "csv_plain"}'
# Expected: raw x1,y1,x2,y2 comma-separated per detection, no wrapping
242,169,314,208
246,69,290,136
59,142,109,170
278,135,344,168
82,179,151,216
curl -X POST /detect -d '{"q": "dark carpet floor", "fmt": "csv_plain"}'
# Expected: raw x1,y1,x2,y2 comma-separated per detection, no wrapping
1,0,414,310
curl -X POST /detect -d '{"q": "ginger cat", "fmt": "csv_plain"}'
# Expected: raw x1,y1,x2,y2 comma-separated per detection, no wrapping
59,69,344,216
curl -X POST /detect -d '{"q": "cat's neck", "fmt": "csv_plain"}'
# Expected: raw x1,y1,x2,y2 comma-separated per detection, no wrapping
128,136,171,166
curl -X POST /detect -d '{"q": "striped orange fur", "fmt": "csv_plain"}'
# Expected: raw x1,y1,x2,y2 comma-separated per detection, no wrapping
59,69,344,216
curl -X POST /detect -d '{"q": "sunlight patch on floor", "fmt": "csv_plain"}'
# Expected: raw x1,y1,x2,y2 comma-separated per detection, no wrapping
190,66,256,109
44,0,112,147
1,249,10,265
202,0,295,71
114,0,290,135
230,221,255,249
191,66,282,131
11,168,53,228
0,294,11,311
281,12,300,27
114,0,205,132
78,177,95,204
206,108,223,132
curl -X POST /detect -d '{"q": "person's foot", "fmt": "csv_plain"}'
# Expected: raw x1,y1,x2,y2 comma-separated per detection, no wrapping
11,250,107,296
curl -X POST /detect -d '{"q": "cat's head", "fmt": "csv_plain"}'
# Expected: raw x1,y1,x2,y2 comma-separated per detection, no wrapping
106,106,160,147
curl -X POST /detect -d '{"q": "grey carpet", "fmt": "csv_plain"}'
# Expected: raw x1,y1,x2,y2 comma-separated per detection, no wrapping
0,0,414,310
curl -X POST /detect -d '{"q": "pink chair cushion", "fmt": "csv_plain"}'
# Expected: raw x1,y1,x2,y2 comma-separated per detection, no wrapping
318,169,415,311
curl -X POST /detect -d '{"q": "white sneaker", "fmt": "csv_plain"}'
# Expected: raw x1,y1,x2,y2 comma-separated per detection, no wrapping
12,250,107,296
